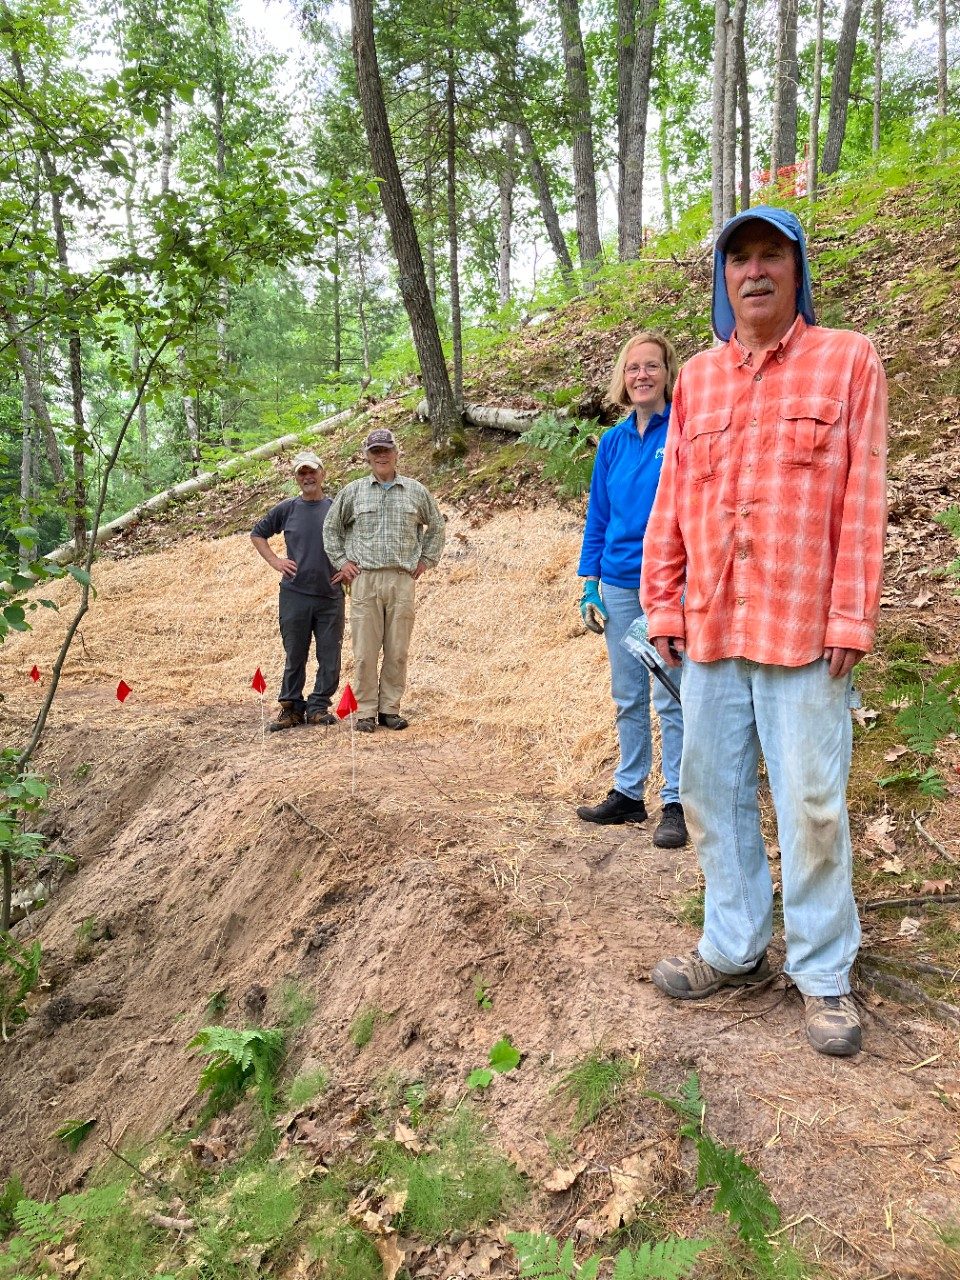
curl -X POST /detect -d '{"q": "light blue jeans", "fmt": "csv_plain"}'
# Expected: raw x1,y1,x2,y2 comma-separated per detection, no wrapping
680,657,861,996
601,582,684,805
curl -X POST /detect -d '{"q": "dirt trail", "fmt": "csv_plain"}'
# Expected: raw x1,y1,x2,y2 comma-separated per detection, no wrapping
0,506,957,1277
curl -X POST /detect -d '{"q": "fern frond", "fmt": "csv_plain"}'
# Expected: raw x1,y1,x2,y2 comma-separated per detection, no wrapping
13,1198,66,1247
611,1237,711,1279
508,1231,595,1278
696,1136,779,1245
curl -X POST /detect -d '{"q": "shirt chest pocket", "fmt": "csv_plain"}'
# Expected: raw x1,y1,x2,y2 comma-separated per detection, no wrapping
683,410,731,482
778,394,842,467
354,498,383,533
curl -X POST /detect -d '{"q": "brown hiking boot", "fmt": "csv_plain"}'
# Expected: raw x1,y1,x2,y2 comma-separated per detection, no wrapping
651,949,771,999
355,717,376,733
305,710,337,726
803,994,861,1057
269,702,304,732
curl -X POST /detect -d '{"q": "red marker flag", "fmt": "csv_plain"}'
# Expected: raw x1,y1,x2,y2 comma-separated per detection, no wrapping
335,684,358,719
116,680,132,703
251,667,267,694
30,666,40,682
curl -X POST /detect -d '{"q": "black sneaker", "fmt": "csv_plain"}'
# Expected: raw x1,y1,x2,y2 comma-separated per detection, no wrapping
576,789,648,825
653,802,688,848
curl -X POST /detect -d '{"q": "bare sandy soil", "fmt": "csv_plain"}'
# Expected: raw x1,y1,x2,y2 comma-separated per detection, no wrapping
1,506,958,1279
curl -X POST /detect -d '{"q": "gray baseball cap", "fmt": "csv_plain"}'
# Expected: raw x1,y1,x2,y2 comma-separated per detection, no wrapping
292,450,323,471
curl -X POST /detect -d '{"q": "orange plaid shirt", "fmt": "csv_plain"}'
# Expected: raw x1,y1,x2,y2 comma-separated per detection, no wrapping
641,316,888,666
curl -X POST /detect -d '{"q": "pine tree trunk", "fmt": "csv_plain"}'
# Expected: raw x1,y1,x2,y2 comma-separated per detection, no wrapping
516,115,574,276
821,0,864,175
557,0,603,282
807,0,825,202
497,125,516,308
735,5,751,210
722,1,741,219
19,376,32,570
350,0,459,443
711,0,729,237
769,0,799,175
332,226,343,374
657,110,673,229
445,45,463,409
616,0,634,254
872,0,882,152
354,212,372,388
621,0,659,259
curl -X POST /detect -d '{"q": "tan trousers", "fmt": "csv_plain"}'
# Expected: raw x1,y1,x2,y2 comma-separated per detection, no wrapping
350,568,417,718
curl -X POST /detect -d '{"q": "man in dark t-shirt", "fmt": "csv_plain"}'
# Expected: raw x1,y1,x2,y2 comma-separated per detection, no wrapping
251,451,345,731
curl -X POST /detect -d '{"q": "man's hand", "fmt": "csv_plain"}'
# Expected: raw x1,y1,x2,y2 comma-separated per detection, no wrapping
275,557,297,578
823,646,865,679
652,635,685,668
411,559,429,580
331,560,360,585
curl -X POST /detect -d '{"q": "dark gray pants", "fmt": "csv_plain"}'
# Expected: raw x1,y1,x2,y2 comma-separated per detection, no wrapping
277,590,345,714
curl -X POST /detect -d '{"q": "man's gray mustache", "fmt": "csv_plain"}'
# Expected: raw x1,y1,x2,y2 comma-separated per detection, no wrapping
740,282,775,296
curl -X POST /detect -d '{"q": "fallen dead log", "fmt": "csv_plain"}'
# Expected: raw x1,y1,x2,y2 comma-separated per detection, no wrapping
858,962,960,1025
415,399,570,435
144,1210,195,1233
44,408,357,566
862,893,960,911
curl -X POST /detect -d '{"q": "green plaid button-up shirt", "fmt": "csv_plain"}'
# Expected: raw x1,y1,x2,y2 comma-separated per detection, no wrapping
323,474,445,573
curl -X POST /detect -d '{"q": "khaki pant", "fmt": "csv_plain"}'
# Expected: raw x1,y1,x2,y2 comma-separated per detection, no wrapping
350,568,417,718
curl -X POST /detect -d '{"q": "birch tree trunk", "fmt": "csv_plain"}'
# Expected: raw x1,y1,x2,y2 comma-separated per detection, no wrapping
821,0,864,175
354,211,372,388
620,0,659,259
769,0,799,175
937,0,948,118
350,0,459,443
711,0,730,237
497,125,516,307
807,0,825,203
557,0,603,282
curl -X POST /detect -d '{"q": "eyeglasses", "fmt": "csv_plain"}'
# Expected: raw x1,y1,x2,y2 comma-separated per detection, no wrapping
625,361,666,376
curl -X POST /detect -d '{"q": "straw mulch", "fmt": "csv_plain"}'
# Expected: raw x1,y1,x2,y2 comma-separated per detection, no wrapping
1,504,661,800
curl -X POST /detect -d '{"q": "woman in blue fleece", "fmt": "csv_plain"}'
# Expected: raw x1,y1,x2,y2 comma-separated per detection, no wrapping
576,331,686,847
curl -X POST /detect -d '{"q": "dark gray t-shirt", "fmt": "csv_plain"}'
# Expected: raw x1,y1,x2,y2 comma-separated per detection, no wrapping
251,496,340,598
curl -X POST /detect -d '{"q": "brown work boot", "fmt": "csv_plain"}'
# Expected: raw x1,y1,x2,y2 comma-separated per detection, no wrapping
269,702,304,732
651,949,771,999
803,994,861,1057
355,717,376,733
377,713,409,730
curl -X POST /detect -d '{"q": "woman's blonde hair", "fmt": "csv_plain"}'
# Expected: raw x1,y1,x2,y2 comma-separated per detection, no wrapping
606,331,680,410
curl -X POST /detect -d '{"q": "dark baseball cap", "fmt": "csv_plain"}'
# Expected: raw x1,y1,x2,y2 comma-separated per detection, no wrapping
364,428,397,451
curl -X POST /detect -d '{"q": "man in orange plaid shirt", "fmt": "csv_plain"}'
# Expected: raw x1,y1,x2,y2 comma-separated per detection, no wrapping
640,206,887,1057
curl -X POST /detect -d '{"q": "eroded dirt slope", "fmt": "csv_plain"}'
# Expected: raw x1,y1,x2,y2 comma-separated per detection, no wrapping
1,507,959,1278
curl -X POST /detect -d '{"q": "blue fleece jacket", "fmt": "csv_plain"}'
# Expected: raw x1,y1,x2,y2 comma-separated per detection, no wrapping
577,405,671,589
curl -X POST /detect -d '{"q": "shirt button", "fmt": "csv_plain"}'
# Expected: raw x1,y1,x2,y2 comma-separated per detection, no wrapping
737,597,746,606
738,549,748,559
754,373,762,382
751,420,757,428
740,506,749,516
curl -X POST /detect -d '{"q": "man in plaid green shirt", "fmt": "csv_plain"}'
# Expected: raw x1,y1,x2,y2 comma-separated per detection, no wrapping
324,428,445,732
